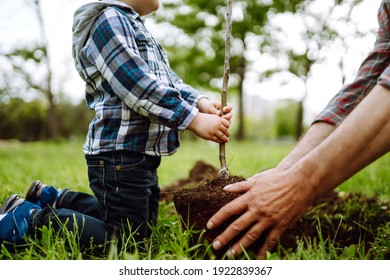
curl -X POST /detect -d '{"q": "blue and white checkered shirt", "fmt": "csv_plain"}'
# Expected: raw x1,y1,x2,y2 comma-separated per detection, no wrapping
74,4,202,156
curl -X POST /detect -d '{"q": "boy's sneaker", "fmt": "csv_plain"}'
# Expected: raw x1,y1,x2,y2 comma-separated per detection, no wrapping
26,180,61,208
0,194,41,244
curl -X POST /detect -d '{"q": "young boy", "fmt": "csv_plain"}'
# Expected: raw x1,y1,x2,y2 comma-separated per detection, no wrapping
0,0,232,252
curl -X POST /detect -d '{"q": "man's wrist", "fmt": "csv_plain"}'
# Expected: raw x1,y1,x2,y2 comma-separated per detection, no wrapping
287,161,322,204
276,160,294,171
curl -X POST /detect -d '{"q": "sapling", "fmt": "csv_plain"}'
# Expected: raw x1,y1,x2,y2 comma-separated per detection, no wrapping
218,0,233,180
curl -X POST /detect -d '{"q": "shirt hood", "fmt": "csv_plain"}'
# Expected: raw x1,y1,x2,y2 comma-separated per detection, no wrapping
72,0,133,80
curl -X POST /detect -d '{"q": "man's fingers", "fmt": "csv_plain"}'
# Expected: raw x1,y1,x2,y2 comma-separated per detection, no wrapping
225,220,269,258
207,184,255,232
257,228,285,259
224,180,254,193
211,211,255,251
207,195,247,231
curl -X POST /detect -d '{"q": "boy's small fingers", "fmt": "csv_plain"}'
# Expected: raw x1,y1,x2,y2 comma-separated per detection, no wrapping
223,103,233,112
222,118,230,127
211,110,220,116
211,136,222,144
216,132,229,143
223,113,232,122
220,125,229,136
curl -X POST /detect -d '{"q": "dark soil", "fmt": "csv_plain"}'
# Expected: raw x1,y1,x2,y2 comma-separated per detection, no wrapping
160,160,219,203
173,175,265,259
163,161,390,259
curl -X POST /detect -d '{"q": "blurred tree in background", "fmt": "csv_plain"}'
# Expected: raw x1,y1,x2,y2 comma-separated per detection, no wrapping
259,0,366,140
0,98,46,141
1,0,60,139
0,96,93,141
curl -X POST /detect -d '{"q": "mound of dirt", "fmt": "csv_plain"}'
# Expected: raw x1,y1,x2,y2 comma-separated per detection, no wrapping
163,161,390,259
173,175,265,259
160,160,218,203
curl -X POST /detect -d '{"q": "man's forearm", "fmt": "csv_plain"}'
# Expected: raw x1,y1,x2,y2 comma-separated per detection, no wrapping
294,85,390,200
276,122,335,171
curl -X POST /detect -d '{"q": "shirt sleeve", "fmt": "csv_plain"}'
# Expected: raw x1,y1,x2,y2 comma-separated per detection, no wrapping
85,8,197,130
313,1,390,126
377,2,390,90
169,69,208,106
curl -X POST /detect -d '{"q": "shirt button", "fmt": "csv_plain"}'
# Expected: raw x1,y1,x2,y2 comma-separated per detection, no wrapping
115,166,121,171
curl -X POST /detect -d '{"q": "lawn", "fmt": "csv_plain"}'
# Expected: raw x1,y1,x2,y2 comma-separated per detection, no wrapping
0,139,389,259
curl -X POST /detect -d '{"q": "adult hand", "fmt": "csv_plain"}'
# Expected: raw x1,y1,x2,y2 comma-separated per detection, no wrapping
206,168,315,259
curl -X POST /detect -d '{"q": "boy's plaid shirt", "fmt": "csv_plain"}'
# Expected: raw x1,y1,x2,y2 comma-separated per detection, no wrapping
78,6,202,156
314,0,390,126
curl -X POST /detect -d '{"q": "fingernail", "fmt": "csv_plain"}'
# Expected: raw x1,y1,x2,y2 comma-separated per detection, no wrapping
224,184,232,190
213,240,222,250
227,248,236,258
206,220,214,229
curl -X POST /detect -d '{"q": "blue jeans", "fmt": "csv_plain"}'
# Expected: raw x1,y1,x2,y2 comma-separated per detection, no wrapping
29,151,161,253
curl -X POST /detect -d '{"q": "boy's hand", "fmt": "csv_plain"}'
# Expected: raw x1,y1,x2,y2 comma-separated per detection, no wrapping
197,98,233,123
188,113,230,143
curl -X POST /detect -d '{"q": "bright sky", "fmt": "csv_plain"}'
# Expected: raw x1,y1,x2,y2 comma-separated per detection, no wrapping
0,0,383,119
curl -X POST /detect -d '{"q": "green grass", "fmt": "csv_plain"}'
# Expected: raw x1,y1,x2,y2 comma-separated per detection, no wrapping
0,139,389,260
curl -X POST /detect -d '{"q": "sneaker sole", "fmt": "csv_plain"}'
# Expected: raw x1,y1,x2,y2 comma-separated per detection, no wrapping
0,194,24,214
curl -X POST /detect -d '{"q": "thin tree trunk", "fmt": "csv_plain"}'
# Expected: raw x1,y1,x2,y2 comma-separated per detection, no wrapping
34,0,59,139
218,0,233,179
